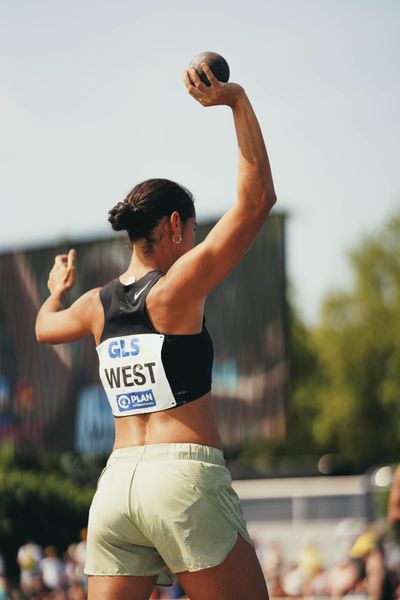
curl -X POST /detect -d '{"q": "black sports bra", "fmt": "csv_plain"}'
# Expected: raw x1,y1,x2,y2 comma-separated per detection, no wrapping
97,271,213,416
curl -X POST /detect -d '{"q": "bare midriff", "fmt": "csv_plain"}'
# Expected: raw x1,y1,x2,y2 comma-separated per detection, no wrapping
113,391,223,450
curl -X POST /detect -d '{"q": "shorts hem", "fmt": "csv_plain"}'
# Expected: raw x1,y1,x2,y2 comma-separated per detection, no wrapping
172,531,249,574
85,568,174,586
84,569,162,577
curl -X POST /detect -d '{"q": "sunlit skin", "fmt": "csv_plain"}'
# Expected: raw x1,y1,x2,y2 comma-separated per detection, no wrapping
36,63,275,600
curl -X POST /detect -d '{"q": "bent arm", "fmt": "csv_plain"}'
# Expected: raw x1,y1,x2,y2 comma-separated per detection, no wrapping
165,69,276,300
199,91,276,281
36,288,101,344
35,249,103,344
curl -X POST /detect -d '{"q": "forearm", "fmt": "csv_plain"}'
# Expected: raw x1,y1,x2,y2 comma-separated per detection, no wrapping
35,293,64,341
232,93,276,210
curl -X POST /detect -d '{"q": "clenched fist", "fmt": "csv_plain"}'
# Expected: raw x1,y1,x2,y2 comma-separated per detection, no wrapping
47,248,76,297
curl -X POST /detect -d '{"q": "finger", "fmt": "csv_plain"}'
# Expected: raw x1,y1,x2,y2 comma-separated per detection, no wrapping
183,69,195,91
183,70,203,98
201,63,219,86
67,248,76,270
188,86,205,101
55,255,68,266
183,73,205,101
189,67,206,88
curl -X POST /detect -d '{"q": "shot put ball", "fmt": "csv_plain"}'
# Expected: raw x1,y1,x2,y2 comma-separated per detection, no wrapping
189,51,230,87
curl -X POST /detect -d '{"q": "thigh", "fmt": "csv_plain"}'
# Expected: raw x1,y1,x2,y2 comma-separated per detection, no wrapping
177,534,269,600
88,574,157,600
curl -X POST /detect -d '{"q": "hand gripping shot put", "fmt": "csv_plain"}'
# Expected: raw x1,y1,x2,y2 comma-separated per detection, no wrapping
36,52,276,600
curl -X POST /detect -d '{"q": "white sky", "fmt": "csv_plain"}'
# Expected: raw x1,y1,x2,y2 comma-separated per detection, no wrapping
1,0,399,324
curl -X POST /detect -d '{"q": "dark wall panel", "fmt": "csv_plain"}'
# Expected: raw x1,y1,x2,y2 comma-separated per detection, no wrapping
0,214,288,455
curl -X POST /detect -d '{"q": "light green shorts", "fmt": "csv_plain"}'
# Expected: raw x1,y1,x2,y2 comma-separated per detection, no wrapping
85,443,253,585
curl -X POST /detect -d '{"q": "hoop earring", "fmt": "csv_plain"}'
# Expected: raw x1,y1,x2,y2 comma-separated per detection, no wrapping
172,234,182,244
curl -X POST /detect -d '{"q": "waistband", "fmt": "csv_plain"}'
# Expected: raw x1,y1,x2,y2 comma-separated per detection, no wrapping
107,443,225,466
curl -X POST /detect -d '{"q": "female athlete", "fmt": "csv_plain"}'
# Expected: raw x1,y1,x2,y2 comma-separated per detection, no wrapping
36,63,276,600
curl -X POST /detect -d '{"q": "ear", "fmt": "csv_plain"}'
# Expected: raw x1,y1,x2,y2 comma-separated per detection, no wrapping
169,211,182,233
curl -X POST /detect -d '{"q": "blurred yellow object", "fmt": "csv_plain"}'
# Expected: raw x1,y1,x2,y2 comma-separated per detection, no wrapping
350,532,376,558
298,544,322,578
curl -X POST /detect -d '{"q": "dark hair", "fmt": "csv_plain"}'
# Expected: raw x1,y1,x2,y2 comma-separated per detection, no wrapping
108,178,195,252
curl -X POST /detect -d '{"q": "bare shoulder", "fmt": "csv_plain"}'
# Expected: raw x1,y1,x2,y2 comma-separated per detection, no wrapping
71,287,102,312
153,244,207,304
70,287,104,338
146,274,204,334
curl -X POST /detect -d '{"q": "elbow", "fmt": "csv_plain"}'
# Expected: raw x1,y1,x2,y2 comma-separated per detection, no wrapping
268,191,277,209
256,169,277,211
253,178,277,213
257,190,277,219
261,177,277,205
35,320,47,343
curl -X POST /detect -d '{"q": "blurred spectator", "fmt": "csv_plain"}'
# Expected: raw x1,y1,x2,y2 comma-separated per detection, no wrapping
74,530,87,590
385,538,400,596
42,590,68,600
266,573,285,598
16,540,43,596
297,541,329,597
297,540,322,580
0,587,8,600
349,531,394,600
262,540,283,581
7,525,400,599
282,562,305,596
0,552,9,600
39,546,66,591
328,557,360,598
67,583,86,600
307,566,330,597
333,517,364,567
64,545,78,587
262,540,284,598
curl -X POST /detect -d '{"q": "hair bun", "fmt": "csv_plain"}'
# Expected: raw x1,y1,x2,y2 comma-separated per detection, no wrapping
108,202,135,231
108,178,195,245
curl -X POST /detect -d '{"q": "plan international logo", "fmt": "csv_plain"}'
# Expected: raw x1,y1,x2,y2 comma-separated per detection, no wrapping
116,390,156,411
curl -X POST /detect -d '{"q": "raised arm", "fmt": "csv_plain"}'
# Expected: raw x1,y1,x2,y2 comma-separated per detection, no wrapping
35,249,102,344
162,63,276,300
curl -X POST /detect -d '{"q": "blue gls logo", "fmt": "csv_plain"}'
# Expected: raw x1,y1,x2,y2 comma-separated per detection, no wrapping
108,338,140,359
116,390,156,411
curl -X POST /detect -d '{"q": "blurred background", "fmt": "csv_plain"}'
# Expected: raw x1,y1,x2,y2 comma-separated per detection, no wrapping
0,0,399,598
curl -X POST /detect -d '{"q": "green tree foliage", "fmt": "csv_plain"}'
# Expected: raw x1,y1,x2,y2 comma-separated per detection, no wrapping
222,213,400,474
0,451,95,580
286,302,321,454
303,213,400,468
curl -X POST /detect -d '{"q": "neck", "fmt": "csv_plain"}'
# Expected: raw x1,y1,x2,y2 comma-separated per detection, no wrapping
120,244,173,283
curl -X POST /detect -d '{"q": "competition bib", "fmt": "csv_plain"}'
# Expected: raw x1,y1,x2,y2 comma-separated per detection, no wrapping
97,334,177,416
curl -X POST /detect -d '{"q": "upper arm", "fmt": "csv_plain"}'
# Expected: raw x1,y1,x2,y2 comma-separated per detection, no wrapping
36,288,103,344
162,198,273,302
